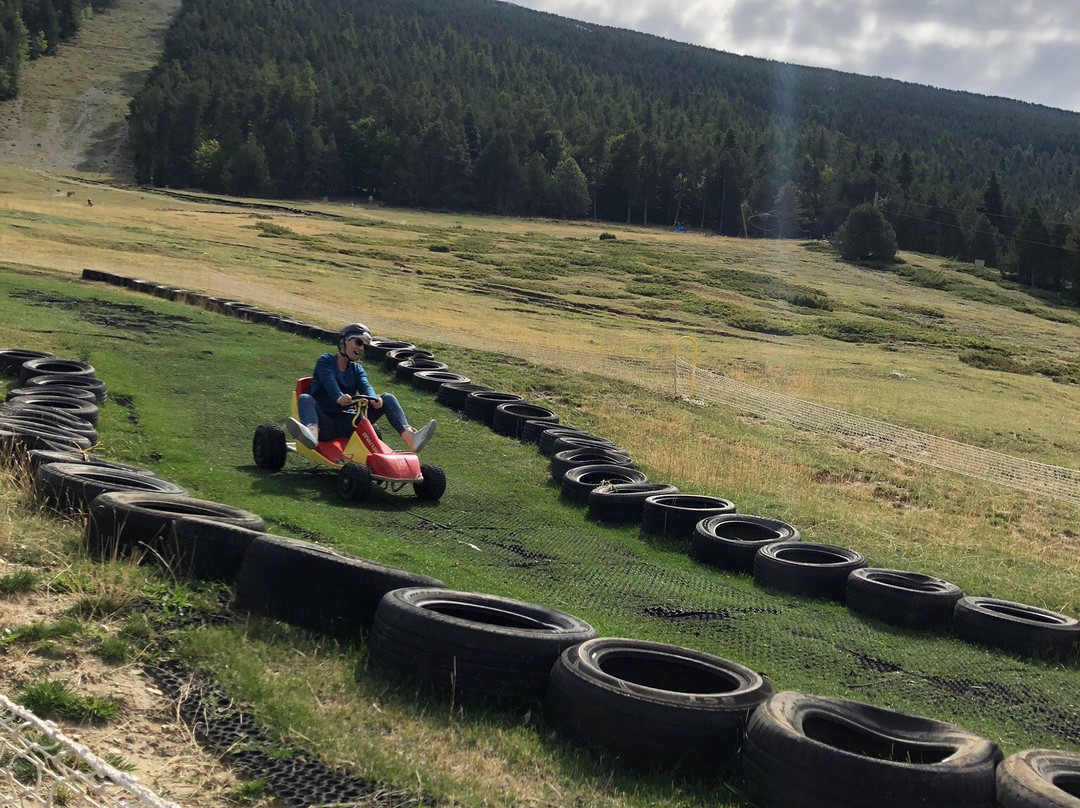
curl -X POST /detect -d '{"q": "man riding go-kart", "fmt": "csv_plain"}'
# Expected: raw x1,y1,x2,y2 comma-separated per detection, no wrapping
252,323,445,503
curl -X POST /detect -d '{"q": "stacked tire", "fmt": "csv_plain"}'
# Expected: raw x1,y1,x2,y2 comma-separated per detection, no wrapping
368,587,596,708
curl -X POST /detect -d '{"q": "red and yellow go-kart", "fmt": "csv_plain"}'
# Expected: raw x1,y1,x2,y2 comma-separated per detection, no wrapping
252,377,446,503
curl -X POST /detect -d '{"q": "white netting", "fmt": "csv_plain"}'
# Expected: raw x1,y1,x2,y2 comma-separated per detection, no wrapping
675,357,1080,506
0,694,182,808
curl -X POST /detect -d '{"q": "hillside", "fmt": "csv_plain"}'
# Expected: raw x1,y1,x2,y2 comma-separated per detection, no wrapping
109,0,1080,302
0,0,178,176
6,0,1080,306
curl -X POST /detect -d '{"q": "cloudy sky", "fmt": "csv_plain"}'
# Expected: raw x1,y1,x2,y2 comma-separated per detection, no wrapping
503,0,1080,113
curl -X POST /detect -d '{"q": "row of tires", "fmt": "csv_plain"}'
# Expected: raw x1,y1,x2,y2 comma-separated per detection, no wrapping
411,363,1080,664
66,273,1080,805
8,444,1079,808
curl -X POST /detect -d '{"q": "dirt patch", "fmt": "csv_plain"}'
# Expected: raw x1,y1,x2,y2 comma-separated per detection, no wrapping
0,582,243,807
10,289,207,335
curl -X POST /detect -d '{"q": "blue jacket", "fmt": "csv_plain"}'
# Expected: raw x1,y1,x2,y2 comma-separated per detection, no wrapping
310,353,376,414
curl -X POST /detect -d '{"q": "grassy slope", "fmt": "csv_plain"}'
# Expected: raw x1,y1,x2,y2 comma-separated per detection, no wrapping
1,192,1079,806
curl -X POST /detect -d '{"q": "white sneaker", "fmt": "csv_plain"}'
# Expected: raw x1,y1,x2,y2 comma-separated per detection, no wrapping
286,417,318,449
411,420,436,453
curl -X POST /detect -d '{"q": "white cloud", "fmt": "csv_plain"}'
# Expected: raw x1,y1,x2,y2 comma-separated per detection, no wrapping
502,0,1080,111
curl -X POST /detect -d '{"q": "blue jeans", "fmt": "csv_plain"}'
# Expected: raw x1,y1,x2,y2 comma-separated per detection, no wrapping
297,392,410,441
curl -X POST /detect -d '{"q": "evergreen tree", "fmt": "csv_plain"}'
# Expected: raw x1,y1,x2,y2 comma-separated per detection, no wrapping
774,181,807,239
1004,206,1053,288
0,2,28,99
965,213,1000,268
223,134,272,197
551,156,590,219
1065,223,1080,303
981,171,1006,235
473,129,524,214
835,203,898,262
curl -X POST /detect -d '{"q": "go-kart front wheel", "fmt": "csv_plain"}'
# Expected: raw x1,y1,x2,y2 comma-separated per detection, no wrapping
253,423,287,471
337,461,373,502
414,463,446,501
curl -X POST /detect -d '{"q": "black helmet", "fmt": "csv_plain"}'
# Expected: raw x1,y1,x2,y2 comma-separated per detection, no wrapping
338,322,372,351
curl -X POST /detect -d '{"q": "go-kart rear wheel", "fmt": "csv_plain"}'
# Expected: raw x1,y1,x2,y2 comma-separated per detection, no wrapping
337,461,373,502
414,463,446,501
253,423,287,471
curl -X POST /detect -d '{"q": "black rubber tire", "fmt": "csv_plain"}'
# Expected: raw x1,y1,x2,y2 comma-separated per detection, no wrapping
587,482,681,523
6,385,97,404
491,403,559,439
550,447,634,483
0,349,53,376
521,419,565,444
26,449,156,477
560,464,649,504
545,637,775,770
235,535,446,638
641,494,736,541
33,462,188,513
0,410,97,447
538,427,595,456
692,514,801,574
549,434,622,456
23,373,108,402
396,358,449,380
740,690,1002,808
753,541,868,602
463,391,524,425
414,463,446,501
274,318,305,334
3,395,100,424
84,491,268,560
164,516,265,583
336,461,373,502
0,419,93,453
0,428,79,456
411,370,470,393
0,407,98,442
952,597,1080,660
369,587,597,708
846,568,963,630
384,347,433,369
18,358,96,386
252,423,287,471
365,340,414,363
995,749,1080,808
436,382,493,410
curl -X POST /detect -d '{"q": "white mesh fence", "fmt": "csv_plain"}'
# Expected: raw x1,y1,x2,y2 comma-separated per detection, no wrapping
0,694,181,808
675,357,1080,506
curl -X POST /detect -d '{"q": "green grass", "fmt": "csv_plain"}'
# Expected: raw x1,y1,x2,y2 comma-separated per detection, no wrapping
3,617,87,646
17,679,121,723
0,569,37,593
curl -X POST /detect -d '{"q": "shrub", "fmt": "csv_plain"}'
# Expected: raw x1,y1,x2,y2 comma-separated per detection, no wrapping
834,204,897,262
599,232,617,240
786,291,833,310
